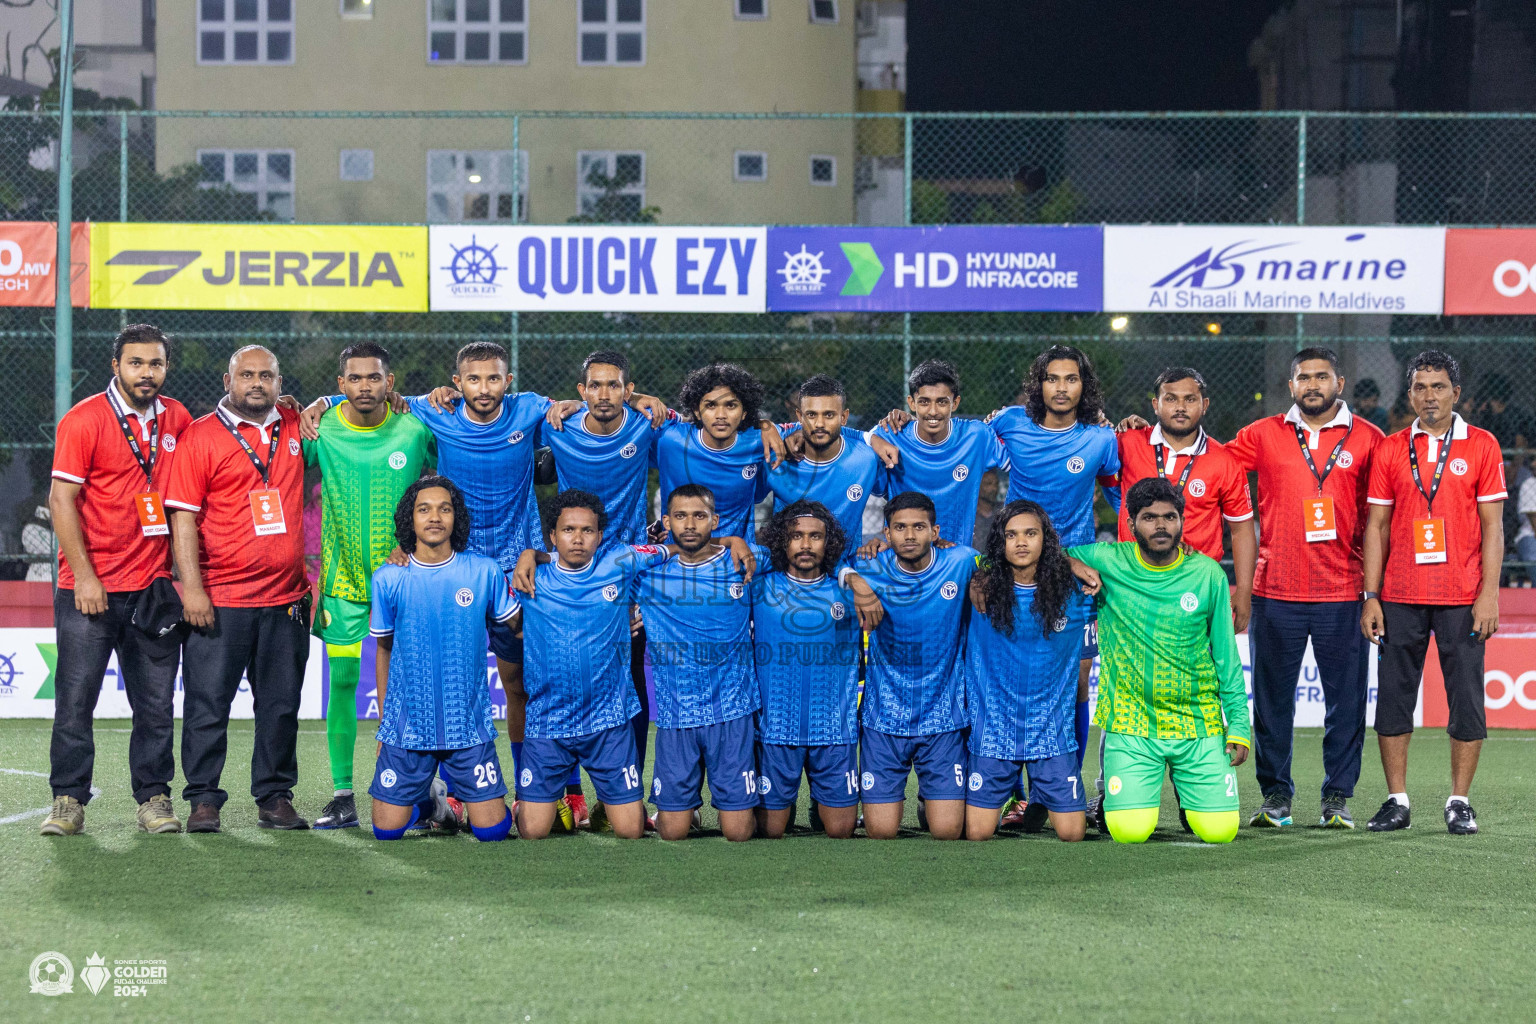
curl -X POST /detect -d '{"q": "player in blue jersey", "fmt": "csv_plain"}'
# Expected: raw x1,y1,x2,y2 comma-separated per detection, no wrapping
367,476,516,842
753,500,884,838
864,360,1009,557
840,492,978,841
964,500,1096,842
765,375,887,558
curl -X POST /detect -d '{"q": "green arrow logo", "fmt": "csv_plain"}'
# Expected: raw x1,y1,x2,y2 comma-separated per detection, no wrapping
33,642,56,700
839,242,885,296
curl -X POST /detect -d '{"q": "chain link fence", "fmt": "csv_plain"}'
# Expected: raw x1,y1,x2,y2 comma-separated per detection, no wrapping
3,109,1536,578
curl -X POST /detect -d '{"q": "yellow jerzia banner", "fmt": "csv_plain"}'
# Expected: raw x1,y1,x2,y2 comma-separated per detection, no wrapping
90,223,428,311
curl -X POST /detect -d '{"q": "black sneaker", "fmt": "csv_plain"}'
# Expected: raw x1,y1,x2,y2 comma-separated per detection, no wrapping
1249,793,1293,828
1445,801,1478,835
314,793,358,830
1319,792,1353,829
1086,795,1107,834
1020,800,1050,834
1366,798,1411,832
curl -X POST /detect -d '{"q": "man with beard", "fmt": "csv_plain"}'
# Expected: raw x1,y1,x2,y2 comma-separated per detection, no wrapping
1069,478,1250,845
1226,348,1384,830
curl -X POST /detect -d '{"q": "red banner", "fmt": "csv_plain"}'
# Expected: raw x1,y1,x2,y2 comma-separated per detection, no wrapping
1444,228,1536,315
1419,634,1536,730
0,222,88,307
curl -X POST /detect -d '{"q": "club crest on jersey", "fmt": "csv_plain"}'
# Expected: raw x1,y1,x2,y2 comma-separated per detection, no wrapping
653,778,663,797
830,602,846,620
288,438,300,456
1450,458,1469,476
729,582,745,599
758,775,772,794
508,430,525,445
162,434,176,451
968,772,983,791
1066,456,1086,474
861,771,875,791
1107,776,1122,795
1179,592,1199,612
388,451,407,470
620,442,639,459
455,588,475,607
952,465,969,482
1052,616,1068,633
520,768,532,788
1187,478,1207,498
602,584,621,601
847,483,864,501
1336,450,1353,468
380,769,397,788
742,465,759,480
941,581,959,600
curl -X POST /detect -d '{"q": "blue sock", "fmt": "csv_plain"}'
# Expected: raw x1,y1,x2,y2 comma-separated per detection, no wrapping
373,805,419,840
471,808,514,842
1075,700,1090,771
1012,771,1026,801
510,741,523,795
632,718,649,779
438,763,455,798
566,765,582,791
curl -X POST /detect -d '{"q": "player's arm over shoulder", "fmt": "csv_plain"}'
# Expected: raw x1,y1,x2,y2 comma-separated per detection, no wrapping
1065,541,1114,572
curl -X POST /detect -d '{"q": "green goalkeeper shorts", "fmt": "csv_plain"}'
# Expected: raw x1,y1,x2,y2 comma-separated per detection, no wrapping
1101,733,1239,814
313,593,370,646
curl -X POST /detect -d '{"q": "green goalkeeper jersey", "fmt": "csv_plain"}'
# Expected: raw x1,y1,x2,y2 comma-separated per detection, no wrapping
1068,542,1250,746
304,403,434,604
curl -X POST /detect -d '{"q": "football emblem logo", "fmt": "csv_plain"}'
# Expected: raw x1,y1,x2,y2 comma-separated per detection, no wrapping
952,465,969,482
1188,478,1207,498
603,584,621,601
381,769,398,788
455,588,475,607
861,772,875,791
847,483,864,502
1108,776,1122,795
620,442,638,459
1179,592,1199,612
968,772,983,792
941,581,959,600
520,768,532,788
388,451,407,470
1450,458,1468,476
288,438,300,456
1067,456,1086,474
729,582,745,599
653,778,663,797
162,434,176,451
759,776,772,794
1052,616,1068,633
742,465,759,480
1336,450,1353,468
830,602,846,620
508,430,525,444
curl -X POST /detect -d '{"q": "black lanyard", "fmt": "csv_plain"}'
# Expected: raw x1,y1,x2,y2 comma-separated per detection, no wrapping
1293,420,1353,494
1407,427,1453,514
105,382,160,483
218,406,281,487
1154,435,1202,494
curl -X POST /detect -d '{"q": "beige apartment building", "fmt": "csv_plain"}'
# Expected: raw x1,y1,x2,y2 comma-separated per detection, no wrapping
150,0,871,225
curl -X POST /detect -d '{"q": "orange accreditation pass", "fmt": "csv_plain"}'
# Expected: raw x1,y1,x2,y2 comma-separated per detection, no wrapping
1302,496,1336,542
135,491,169,537
249,488,287,536
1412,517,1446,564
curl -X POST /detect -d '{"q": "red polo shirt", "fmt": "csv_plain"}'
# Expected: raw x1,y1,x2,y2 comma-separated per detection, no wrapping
1115,426,1253,559
1366,414,1506,606
164,402,308,608
1227,403,1384,602
51,388,192,592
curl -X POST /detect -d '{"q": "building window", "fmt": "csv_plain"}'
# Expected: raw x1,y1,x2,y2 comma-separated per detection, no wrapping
198,0,295,65
734,151,767,182
577,150,646,218
735,0,767,18
197,148,296,219
428,149,529,222
809,154,836,186
578,0,645,65
809,0,837,23
341,0,373,19
340,149,374,181
429,0,527,63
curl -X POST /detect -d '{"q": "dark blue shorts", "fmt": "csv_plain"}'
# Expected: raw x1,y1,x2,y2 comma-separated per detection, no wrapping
858,727,967,804
520,722,642,805
488,618,523,664
369,740,506,806
652,713,758,812
1080,614,1099,661
758,742,860,810
966,751,1087,812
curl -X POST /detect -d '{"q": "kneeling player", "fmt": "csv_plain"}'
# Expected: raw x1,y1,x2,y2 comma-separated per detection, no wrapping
368,477,516,842
964,501,1093,841
1069,478,1250,845
753,501,883,839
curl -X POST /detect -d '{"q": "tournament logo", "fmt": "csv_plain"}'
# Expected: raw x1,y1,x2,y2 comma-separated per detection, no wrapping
1066,456,1086,474
1107,776,1122,796
602,584,621,602
161,434,176,451
830,602,846,620
729,582,745,600
1450,457,1469,476
846,483,864,502
1335,449,1353,468
952,465,969,482
758,775,772,795
620,442,638,459
1179,592,1199,612
29,952,73,996
81,953,110,996
742,465,758,480
520,768,532,788
941,581,959,600
288,438,300,456
455,587,475,607
861,771,875,791
380,769,397,788
968,772,983,792
508,430,525,445
1188,478,1207,498
775,244,833,296
441,234,505,298
388,451,407,470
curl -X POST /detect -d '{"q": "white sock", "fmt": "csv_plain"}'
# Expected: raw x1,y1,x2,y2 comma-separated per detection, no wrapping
1388,792,1409,809
1446,795,1469,809
334,788,353,798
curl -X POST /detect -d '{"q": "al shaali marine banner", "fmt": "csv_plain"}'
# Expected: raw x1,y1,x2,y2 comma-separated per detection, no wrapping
1102,225,1446,315
90,223,428,311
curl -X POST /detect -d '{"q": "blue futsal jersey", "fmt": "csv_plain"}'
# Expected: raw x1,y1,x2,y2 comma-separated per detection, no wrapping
543,406,659,554
751,571,862,746
988,408,1120,547
966,584,1093,761
369,552,520,751
636,545,762,730
855,544,979,736
872,418,1008,548
519,544,670,739
652,421,768,540
765,434,887,555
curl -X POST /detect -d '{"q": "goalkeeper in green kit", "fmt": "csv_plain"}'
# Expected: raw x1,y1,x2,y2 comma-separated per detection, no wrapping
305,343,433,830
1070,477,1250,844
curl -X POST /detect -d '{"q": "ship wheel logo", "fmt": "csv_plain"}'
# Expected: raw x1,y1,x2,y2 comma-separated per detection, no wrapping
776,244,831,295
442,235,504,291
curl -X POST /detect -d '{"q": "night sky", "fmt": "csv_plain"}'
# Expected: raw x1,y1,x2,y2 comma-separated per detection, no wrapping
908,0,1284,112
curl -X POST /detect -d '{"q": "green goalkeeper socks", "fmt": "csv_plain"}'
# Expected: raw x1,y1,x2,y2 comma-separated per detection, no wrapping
325,643,362,792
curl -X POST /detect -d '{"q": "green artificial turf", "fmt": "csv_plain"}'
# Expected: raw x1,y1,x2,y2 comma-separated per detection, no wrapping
2,720,1534,1023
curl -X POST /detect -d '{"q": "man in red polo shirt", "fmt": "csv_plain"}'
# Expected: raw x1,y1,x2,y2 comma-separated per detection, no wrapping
40,324,192,837
1226,347,1384,831
167,345,312,833
1361,350,1505,836
1115,367,1255,628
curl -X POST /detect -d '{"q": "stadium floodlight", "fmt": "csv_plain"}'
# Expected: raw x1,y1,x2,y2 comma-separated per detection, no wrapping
1110,315,1129,332
1205,321,1222,335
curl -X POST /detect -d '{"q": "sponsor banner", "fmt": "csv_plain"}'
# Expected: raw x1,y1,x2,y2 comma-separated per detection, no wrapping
765,225,1103,312
0,222,88,307
90,223,428,311
0,629,324,719
429,225,767,312
1421,635,1536,730
1444,228,1536,314
1103,225,1445,314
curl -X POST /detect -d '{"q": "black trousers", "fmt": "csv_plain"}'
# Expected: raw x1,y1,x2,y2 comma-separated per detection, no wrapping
181,604,309,809
50,588,182,805
1376,601,1487,742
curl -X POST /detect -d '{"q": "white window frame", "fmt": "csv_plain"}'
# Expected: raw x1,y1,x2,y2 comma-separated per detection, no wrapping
427,149,530,223
577,150,647,218
734,150,767,182
577,0,646,66
734,0,768,19
196,0,296,66
339,149,374,182
809,154,837,186
427,0,529,65
196,148,297,220
340,0,373,20
808,0,838,24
